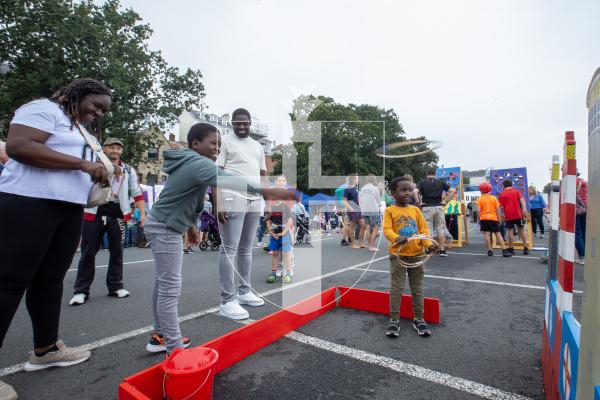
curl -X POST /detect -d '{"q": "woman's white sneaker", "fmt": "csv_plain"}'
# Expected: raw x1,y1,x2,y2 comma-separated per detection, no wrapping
237,291,264,306
24,340,91,372
219,300,249,320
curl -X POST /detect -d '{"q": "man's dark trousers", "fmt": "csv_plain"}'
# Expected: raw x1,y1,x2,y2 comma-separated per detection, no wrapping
74,215,125,295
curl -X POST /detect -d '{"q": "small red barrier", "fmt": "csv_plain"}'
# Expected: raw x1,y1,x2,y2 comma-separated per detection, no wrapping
337,286,441,323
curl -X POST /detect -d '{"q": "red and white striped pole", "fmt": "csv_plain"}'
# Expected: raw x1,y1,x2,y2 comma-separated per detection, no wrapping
557,131,576,314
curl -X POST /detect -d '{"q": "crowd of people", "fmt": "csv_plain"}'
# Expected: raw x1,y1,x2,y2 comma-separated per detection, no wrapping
0,78,590,400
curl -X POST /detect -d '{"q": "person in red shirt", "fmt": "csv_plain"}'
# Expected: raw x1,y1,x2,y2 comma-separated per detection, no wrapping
498,179,529,255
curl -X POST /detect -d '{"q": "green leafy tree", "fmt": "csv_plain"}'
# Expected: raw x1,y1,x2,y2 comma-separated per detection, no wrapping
0,0,205,163
273,96,438,194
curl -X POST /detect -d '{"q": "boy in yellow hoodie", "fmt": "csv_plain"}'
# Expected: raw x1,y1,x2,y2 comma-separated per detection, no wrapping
383,176,437,338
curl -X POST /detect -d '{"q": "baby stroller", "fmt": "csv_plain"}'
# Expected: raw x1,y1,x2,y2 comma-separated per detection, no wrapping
294,214,311,245
199,212,221,251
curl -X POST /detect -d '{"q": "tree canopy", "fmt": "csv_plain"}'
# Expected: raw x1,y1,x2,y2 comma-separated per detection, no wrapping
0,0,205,162
272,95,438,194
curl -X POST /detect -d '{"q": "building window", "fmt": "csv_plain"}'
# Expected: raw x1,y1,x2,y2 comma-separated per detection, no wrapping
148,148,159,160
161,175,167,183
146,174,157,186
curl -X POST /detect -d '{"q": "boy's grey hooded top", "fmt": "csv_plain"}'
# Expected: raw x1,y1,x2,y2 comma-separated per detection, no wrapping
150,149,261,233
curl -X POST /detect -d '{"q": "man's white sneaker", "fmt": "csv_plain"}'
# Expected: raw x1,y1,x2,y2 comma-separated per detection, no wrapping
237,291,264,306
219,300,249,320
0,379,17,400
108,289,130,298
69,293,88,306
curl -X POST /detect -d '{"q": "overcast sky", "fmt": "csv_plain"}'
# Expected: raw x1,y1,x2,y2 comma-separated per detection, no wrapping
119,0,600,188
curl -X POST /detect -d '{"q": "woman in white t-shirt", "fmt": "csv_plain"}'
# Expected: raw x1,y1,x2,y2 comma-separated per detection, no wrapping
0,78,111,399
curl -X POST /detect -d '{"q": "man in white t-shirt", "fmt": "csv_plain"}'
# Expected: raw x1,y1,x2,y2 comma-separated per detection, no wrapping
216,108,266,320
0,141,8,176
359,174,382,251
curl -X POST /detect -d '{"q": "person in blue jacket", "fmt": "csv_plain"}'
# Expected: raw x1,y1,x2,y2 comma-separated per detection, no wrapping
528,186,546,238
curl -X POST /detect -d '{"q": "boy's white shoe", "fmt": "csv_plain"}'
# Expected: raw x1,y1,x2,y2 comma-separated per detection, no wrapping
237,291,264,306
220,300,249,320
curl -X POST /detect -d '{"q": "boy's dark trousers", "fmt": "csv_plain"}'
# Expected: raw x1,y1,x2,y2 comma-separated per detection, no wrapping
74,215,125,295
389,256,424,320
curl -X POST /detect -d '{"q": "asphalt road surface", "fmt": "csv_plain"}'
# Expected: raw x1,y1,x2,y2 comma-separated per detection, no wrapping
1,222,578,399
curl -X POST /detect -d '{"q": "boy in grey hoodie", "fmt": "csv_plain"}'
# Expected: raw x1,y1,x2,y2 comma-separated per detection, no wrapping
143,123,289,353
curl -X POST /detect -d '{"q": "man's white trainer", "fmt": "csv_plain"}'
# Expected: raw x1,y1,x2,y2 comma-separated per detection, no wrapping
237,291,264,306
108,289,130,298
219,300,249,320
69,293,88,306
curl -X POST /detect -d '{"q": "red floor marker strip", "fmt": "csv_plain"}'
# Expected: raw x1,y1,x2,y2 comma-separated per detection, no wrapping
337,286,441,323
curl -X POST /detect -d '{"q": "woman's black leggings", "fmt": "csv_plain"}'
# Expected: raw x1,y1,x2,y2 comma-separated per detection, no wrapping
0,192,83,348
531,208,545,235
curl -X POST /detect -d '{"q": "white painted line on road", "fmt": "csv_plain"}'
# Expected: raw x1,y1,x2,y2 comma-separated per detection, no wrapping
0,306,221,378
355,268,583,294
234,318,532,399
67,258,154,272
287,331,533,400
0,253,387,378
447,251,539,260
66,237,336,272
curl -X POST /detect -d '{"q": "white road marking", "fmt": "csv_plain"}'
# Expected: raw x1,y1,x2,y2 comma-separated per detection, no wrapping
447,251,539,260
66,237,335,272
0,254,387,377
355,268,583,294
67,258,154,272
287,331,533,400
234,318,532,400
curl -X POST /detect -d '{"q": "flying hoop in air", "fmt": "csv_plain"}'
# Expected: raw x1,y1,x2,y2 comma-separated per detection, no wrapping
375,139,442,159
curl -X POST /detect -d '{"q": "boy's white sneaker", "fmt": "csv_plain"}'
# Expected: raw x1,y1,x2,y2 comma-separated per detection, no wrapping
237,291,264,306
220,300,249,320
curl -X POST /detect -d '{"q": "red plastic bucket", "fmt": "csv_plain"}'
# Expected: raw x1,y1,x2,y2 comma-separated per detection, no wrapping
160,347,219,400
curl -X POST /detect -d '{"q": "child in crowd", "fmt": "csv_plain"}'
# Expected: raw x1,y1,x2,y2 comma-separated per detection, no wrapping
444,188,461,240
266,198,294,283
143,123,289,354
383,176,436,338
271,175,296,278
199,194,212,243
477,183,512,257
498,179,530,255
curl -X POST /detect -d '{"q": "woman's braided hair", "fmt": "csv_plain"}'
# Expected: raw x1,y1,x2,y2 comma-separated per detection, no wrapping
50,78,112,138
